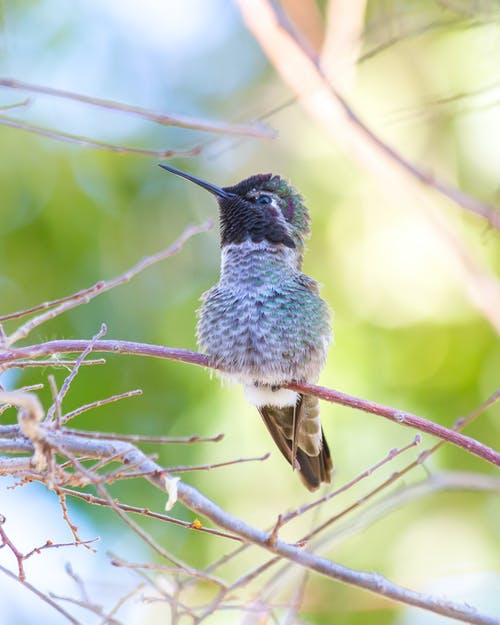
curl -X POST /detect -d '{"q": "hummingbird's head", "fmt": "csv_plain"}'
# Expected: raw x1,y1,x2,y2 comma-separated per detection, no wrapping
159,164,310,265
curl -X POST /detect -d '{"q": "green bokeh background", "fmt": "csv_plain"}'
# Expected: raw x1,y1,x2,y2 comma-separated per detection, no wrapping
1,1,499,623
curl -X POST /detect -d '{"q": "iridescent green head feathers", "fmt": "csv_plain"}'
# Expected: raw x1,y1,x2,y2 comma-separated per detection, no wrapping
223,173,310,247
159,165,310,265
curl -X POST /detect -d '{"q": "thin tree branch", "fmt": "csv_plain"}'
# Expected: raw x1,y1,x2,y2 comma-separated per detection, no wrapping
176,480,499,625
1,343,497,467
1,358,105,370
303,388,500,544
0,78,275,138
0,564,83,625
234,0,500,337
46,324,107,423
58,488,242,543
2,416,497,625
63,428,223,445
3,220,213,345
321,0,367,91
0,116,202,158
60,389,143,425
239,0,500,227
279,435,421,528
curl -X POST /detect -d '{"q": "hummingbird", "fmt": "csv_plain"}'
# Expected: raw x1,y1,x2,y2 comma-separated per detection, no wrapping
160,164,333,491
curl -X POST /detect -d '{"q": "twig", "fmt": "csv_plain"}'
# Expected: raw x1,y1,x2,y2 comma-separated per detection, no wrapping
23,537,99,561
61,389,143,425
110,556,227,589
237,0,500,229
177,479,500,625
2,408,498,623
192,556,281,623
321,0,366,91
0,514,26,581
281,436,420,528
48,442,199,578
1,358,105,370
46,324,107,423
58,487,242,543
0,116,202,158
65,562,91,606
234,0,500,338
0,77,275,138
0,385,45,416
290,381,499,465
48,375,62,427
282,568,309,625
96,583,145,625
164,452,270,474
0,564,83,625
0,287,114,322
56,490,95,550
359,16,480,64
193,438,421,615
0,97,31,111
48,593,122,625
2,343,497,466
4,220,212,345
303,388,500,543
64,429,223,444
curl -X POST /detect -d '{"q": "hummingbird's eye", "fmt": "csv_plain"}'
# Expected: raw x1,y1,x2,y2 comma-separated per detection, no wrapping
256,195,271,205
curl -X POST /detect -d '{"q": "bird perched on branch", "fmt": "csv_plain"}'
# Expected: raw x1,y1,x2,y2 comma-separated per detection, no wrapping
160,164,332,491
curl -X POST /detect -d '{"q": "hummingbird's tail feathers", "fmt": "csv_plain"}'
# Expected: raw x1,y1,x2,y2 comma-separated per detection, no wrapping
295,429,332,491
257,394,333,492
258,404,296,468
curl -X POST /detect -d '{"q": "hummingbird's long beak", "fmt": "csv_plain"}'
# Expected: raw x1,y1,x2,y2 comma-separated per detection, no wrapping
159,163,234,199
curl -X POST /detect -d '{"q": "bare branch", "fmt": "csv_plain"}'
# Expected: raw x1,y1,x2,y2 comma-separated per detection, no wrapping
164,452,270,473
0,514,26,581
321,0,367,91
1,358,105,370
176,481,499,625
0,78,275,138
280,436,420,528
236,0,500,228
234,0,500,337
61,389,143,425
0,565,83,625
303,388,500,543
1,343,497,466
0,97,31,111
46,324,107,423
279,0,325,52
109,556,228,589
4,220,213,345
48,593,123,625
2,386,498,624
0,116,203,158
59,488,242,542
3,420,498,624
64,428,223,444
23,537,99,561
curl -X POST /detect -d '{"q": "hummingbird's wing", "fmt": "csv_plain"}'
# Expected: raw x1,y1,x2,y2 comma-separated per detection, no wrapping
258,396,332,491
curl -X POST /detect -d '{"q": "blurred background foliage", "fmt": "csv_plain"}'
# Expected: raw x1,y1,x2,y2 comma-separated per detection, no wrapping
0,1,499,624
